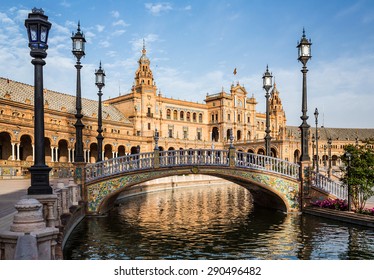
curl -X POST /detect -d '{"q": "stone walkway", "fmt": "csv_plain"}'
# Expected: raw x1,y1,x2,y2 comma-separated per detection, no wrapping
0,179,68,232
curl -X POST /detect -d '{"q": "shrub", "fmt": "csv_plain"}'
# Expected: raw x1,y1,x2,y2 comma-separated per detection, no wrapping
311,198,348,211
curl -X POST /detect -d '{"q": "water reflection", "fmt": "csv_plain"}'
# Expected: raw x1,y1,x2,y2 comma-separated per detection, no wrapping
64,184,374,260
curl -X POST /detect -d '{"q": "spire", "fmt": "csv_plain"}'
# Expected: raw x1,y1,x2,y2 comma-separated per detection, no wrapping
142,38,146,55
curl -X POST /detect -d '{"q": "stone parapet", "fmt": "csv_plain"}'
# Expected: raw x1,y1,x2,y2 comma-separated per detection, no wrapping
0,198,59,260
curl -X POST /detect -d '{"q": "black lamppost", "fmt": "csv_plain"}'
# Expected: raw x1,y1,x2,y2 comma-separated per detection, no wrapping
25,8,53,195
95,62,105,162
297,28,312,162
311,134,315,169
345,152,352,211
262,65,273,156
314,108,319,174
71,22,86,163
327,137,332,178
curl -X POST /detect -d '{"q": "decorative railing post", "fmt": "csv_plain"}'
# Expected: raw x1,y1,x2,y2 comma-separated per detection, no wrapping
154,149,160,168
299,161,311,210
229,147,236,167
153,129,160,168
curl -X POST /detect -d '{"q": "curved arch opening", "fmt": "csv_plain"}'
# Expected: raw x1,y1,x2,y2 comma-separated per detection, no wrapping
94,170,291,215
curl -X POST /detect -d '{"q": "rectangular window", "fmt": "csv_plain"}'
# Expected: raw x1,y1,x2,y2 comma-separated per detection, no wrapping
168,129,173,138
197,128,202,140
148,123,151,130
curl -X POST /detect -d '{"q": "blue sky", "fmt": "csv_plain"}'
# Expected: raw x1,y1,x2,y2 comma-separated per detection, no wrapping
1,0,374,128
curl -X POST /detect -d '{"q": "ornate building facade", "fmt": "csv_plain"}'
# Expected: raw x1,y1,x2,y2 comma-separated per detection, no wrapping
1,46,373,178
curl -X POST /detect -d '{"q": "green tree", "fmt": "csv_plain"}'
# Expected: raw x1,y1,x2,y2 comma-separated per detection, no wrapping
340,144,374,212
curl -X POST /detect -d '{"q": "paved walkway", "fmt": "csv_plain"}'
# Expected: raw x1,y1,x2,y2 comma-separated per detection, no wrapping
0,179,69,232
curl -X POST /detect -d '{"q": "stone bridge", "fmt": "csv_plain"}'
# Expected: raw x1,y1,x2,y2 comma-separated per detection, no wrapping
83,148,303,214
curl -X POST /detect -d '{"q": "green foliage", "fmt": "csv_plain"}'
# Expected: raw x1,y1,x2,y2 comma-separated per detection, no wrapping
340,144,374,212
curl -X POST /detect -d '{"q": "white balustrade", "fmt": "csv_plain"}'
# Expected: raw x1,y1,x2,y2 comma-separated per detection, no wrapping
85,149,299,182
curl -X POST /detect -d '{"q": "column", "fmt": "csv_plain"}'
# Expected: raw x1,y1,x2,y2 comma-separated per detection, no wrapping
102,151,105,160
68,148,71,163
16,143,20,161
87,150,90,163
32,144,34,162
51,147,54,162
55,147,59,163
112,151,115,158
72,149,75,162
11,143,15,160
83,149,87,162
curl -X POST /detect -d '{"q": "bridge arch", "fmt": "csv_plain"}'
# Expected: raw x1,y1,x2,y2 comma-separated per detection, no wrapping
84,149,300,215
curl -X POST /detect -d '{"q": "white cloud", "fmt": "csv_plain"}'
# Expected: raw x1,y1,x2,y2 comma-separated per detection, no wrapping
111,10,120,18
112,30,126,37
60,1,71,8
96,25,105,32
0,12,14,24
145,3,172,16
99,40,110,48
184,5,192,11
130,34,160,52
113,19,129,27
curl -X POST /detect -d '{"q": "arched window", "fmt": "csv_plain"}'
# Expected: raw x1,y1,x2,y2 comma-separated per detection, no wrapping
271,148,277,158
192,113,197,122
173,110,178,120
166,109,171,119
187,112,191,121
237,130,241,141
294,150,300,163
212,127,219,142
198,113,203,123
180,111,184,120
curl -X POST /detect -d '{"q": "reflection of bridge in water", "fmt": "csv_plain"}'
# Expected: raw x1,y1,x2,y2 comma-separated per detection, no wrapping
83,148,346,215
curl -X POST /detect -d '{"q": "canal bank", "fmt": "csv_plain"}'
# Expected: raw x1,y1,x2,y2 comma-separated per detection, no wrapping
64,183,374,260
303,207,374,228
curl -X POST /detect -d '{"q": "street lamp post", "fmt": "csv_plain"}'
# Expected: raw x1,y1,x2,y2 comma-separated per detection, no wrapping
262,65,273,157
323,144,327,168
25,8,53,195
71,22,86,163
345,152,352,211
327,137,332,178
311,134,315,169
297,28,312,162
95,62,105,162
314,108,319,173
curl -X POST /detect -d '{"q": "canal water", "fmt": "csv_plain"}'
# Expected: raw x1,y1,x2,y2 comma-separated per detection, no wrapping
64,184,374,260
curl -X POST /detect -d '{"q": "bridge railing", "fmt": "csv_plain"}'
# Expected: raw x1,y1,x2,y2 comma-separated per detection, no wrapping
312,171,347,200
86,152,154,182
85,149,299,183
235,151,300,179
159,149,229,167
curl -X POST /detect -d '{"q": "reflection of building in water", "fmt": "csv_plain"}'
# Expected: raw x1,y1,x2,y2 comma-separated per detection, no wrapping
1,44,374,177
118,183,253,232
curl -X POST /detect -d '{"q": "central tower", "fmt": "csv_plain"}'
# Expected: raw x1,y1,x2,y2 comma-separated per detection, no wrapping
132,40,158,138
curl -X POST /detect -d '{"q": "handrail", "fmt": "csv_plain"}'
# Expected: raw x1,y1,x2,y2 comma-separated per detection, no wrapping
85,149,299,183
312,171,347,200
235,151,299,179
